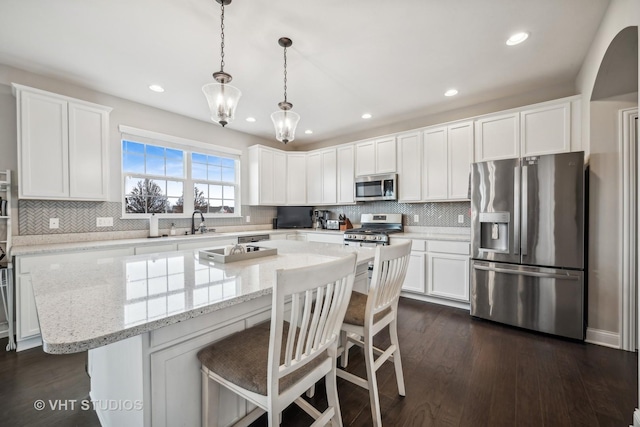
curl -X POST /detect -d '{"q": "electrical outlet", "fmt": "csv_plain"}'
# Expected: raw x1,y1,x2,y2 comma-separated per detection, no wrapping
458,214,464,224
414,215,419,223
96,217,113,227
49,218,59,229
246,216,251,223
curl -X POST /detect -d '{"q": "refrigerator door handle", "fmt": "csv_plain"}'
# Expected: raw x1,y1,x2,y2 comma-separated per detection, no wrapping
473,264,580,281
521,165,528,256
513,166,520,256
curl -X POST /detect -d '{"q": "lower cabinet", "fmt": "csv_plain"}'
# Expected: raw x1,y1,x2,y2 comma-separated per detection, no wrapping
396,238,470,306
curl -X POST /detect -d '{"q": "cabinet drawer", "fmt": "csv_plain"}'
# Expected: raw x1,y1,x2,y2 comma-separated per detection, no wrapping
393,238,426,252
17,248,134,274
427,240,469,255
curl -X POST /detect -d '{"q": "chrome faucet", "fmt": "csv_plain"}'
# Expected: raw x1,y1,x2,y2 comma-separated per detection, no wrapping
191,210,205,234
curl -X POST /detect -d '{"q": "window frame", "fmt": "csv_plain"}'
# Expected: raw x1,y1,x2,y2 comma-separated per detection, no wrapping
119,125,242,219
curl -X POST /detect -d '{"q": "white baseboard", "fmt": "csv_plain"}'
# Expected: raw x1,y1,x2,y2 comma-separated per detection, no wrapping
16,336,42,352
585,327,620,349
633,408,640,427
400,292,470,311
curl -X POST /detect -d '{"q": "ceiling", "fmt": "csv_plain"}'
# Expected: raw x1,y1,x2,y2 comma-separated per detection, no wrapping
0,0,611,145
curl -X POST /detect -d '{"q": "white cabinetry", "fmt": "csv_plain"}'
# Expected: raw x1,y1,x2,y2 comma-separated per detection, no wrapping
336,145,355,204
397,132,422,202
426,240,470,302
355,137,396,176
447,121,474,199
13,84,111,200
306,148,337,205
474,96,581,162
286,153,307,205
396,238,470,307
303,233,344,245
423,127,448,200
248,146,287,206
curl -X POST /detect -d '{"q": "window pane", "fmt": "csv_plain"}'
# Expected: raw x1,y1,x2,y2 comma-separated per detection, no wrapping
207,156,221,166
125,176,143,195
166,157,183,178
209,185,222,199
166,148,183,160
146,145,165,157
221,167,235,182
208,165,222,181
225,200,235,213
221,158,235,168
126,196,147,213
148,180,166,195
146,157,165,175
192,162,207,180
167,197,182,213
194,185,209,211
223,186,234,199
192,153,207,164
123,141,144,154
209,199,223,213
147,196,167,213
194,184,208,198
166,181,183,197
123,153,145,173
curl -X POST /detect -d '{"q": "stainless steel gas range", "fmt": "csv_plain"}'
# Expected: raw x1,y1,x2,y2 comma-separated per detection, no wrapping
343,213,403,247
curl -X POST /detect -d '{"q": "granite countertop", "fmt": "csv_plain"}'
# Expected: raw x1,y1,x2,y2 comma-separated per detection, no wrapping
29,240,375,354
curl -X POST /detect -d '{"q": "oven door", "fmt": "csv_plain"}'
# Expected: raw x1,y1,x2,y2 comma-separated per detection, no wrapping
344,240,380,248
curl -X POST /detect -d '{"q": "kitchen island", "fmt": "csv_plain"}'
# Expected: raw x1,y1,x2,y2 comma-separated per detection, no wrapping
29,240,374,427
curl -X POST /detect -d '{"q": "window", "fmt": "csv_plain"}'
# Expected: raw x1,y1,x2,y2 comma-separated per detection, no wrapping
120,126,241,217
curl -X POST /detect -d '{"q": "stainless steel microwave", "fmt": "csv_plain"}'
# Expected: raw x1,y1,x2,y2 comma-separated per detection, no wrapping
354,173,397,202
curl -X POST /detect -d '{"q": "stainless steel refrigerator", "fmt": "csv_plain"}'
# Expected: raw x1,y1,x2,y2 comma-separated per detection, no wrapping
470,151,585,340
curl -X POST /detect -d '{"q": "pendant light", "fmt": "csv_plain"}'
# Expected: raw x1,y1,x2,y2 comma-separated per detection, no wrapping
202,0,241,127
271,37,300,144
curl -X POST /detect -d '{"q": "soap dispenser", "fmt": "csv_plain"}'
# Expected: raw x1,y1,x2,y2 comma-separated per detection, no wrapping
170,223,176,236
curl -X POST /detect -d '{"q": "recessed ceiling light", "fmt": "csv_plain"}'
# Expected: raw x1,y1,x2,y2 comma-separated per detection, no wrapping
506,32,529,46
444,89,458,97
148,84,165,93
305,130,313,135
246,117,256,122
362,113,372,119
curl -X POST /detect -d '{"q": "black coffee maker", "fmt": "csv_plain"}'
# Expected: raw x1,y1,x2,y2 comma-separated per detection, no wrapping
313,210,330,229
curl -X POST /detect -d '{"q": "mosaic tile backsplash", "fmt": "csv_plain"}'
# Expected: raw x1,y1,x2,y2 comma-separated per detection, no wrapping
18,200,470,235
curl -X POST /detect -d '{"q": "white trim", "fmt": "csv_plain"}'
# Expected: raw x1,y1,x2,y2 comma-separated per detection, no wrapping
400,292,470,311
620,108,638,351
118,125,242,156
633,408,640,427
585,327,620,348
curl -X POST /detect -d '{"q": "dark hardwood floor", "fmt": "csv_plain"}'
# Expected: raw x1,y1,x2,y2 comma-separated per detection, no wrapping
0,298,636,426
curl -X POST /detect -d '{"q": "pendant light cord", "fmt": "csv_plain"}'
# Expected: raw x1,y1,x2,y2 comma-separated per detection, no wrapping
219,0,225,72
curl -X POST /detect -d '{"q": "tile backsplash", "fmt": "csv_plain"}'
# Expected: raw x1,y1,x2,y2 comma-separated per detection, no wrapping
17,200,470,236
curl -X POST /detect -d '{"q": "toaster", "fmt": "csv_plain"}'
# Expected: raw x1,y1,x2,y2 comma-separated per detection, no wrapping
326,219,341,230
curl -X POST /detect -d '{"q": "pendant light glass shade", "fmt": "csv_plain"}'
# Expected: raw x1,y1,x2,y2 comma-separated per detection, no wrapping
203,0,240,127
202,82,241,127
271,109,300,144
272,37,299,144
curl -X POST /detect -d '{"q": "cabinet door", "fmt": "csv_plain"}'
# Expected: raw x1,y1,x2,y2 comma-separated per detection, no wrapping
306,152,323,204
520,102,570,156
402,251,426,293
427,253,470,301
375,137,397,174
258,149,275,204
68,103,109,200
286,153,307,205
18,90,69,198
272,152,287,205
397,132,422,202
355,141,376,176
16,276,41,340
337,145,355,204
474,113,519,162
448,122,473,199
423,127,448,200
322,149,337,204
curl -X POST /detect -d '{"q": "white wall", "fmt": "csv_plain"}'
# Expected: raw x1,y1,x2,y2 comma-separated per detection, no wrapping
588,93,637,334
0,64,286,207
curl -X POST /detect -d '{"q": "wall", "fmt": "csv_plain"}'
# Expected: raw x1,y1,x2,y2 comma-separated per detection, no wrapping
575,0,639,341
588,93,637,334
0,64,287,238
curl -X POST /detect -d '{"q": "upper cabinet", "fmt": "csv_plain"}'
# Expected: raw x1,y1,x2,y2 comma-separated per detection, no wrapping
248,145,287,206
307,148,337,205
336,145,355,204
286,153,307,205
398,122,472,203
355,136,396,176
474,96,581,162
13,84,111,200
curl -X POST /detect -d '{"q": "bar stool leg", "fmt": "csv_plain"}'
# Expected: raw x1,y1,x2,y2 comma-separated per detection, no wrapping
364,333,382,427
389,319,406,396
